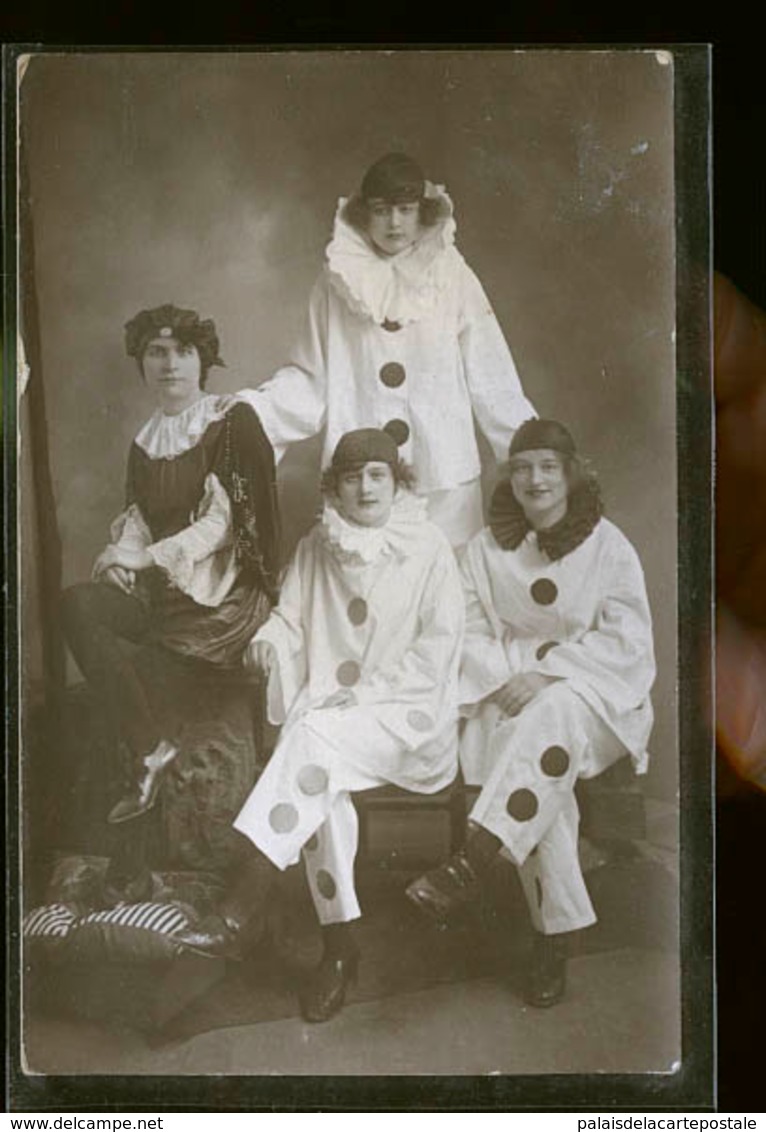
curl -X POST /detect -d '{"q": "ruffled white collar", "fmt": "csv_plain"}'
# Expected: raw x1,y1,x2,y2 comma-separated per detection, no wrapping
133,394,227,460
320,491,429,566
325,183,463,326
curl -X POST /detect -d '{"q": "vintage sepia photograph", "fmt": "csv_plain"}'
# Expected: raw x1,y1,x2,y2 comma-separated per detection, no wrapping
8,45,712,1106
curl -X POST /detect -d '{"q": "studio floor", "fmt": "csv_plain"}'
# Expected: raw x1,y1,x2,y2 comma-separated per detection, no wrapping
19,800,680,1080
22,946,679,1078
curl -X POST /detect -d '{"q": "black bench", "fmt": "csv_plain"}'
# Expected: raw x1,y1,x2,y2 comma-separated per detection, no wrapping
353,757,646,870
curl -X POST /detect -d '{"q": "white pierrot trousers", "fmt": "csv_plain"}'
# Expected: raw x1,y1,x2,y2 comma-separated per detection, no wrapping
467,682,627,935
231,478,479,924
234,705,451,926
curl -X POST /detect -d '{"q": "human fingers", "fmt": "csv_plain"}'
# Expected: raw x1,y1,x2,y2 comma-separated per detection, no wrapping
321,690,356,709
714,273,766,407
716,604,766,790
495,688,522,717
511,687,536,712
112,566,135,591
715,277,766,624
246,640,274,675
92,547,116,579
102,566,132,593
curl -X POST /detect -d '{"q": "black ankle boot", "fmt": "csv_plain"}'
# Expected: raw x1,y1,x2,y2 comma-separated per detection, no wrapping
299,925,360,1023
524,931,567,1008
405,850,481,925
175,846,277,961
175,913,248,961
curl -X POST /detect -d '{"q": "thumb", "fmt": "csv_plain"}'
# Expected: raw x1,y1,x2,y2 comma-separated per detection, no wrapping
717,604,766,788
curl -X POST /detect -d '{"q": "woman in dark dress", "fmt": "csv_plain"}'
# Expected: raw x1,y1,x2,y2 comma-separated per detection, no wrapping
62,304,280,826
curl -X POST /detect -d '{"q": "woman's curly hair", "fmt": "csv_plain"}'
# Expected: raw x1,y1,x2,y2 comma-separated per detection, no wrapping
489,454,604,561
341,193,445,236
124,303,224,389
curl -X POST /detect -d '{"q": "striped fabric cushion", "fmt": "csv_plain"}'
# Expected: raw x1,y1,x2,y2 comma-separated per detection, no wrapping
23,903,77,940
79,902,189,935
66,900,195,963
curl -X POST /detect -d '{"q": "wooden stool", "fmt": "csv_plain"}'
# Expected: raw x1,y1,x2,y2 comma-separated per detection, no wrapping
354,778,468,869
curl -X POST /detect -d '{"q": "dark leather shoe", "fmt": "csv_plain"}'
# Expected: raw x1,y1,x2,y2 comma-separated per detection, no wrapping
405,851,481,925
174,914,246,961
299,951,360,1023
108,742,178,824
524,933,567,1008
175,847,275,961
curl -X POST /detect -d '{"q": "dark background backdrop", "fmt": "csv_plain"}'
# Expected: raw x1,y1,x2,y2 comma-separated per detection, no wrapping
18,49,678,799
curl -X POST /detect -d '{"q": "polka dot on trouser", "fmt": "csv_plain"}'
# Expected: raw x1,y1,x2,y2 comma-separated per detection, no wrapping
535,877,544,908
297,764,329,795
506,788,539,822
304,834,319,852
540,745,570,777
316,869,337,899
268,803,300,833
407,709,433,732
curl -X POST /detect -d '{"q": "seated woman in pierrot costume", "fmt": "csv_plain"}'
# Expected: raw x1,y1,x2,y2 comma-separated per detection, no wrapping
177,427,465,1023
407,418,656,1008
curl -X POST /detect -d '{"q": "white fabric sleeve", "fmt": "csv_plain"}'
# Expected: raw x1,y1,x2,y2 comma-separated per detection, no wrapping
458,263,537,464
146,472,236,605
108,503,153,553
234,277,329,462
529,536,656,714
249,542,308,724
93,503,153,580
457,540,514,709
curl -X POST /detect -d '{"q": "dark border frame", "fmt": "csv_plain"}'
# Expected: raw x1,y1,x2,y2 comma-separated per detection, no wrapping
3,42,714,1112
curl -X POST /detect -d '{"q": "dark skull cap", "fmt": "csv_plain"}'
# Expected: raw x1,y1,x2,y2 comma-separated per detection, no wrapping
330,428,399,471
508,418,577,459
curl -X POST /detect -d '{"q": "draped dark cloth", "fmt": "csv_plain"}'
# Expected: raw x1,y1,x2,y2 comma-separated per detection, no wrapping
20,135,66,702
216,403,281,604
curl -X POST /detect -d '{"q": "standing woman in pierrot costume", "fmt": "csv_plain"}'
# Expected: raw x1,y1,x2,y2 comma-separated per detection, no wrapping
232,152,536,548
62,304,280,827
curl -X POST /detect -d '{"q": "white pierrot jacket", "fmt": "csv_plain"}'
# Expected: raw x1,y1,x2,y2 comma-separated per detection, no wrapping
458,516,657,783
236,185,536,494
251,491,465,792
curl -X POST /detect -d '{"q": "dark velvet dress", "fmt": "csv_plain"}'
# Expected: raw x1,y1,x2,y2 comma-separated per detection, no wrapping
126,402,280,668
